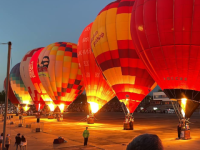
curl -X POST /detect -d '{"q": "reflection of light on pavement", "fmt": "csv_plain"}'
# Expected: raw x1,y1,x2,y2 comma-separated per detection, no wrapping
89,102,99,113
181,98,187,118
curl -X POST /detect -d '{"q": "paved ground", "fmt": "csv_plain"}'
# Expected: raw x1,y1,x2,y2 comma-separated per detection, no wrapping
0,112,200,150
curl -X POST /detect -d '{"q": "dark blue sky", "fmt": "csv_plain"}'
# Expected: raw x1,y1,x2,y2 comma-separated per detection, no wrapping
0,0,160,93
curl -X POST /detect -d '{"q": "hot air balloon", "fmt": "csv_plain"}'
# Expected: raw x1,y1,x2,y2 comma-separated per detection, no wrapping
20,48,46,111
90,0,156,117
130,0,200,136
29,47,54,113
77,23,115,115
4,78,19,106
10,63,33,112
130,0,200,118
37,42,84,114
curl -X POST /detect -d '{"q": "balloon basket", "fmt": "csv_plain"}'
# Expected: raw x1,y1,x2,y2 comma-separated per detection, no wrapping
36,128,41,132
123,122,134,130
48,114,54,119
57,117,63,122
57,114,63,122
80,114,97,124
87,117,94,124
180,129,191,140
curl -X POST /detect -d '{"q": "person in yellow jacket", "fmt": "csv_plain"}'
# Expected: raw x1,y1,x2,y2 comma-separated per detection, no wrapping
83,127,89,146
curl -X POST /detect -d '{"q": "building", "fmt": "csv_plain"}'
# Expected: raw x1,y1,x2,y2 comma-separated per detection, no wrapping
137,91,200,112
152,92,170,104
137,92,173,111
148,92,173,111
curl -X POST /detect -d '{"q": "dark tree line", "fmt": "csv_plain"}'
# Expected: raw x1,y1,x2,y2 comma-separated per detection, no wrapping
0,90,11,104
0,90,5,103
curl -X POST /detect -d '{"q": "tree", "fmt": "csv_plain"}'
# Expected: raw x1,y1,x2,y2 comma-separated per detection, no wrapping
0,90,12,104
0,90,5,104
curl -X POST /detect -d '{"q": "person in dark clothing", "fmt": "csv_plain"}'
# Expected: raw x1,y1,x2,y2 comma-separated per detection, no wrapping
21,135,26,142
0,133,3,149
21,135,27,150
126,134,163,150
5,134,11,150
177,123,182,139
15,133,21,150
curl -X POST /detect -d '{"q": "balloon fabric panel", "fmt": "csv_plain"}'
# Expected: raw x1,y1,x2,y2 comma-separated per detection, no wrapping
20,48,46,110
29,48,53,105
91,0,156,113
4,78,19,105
77,23,115,111
38,42,84,106
10,63,33,105
130,0,200,101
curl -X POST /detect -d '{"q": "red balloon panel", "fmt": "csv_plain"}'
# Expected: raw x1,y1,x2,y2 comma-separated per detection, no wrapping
77,23,115,111
131,0,200,100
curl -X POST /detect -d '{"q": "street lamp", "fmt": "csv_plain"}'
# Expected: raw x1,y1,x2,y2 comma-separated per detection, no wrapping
0,42,12,150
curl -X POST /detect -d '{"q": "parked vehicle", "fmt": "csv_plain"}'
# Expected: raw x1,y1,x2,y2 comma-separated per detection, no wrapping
165,108,175,114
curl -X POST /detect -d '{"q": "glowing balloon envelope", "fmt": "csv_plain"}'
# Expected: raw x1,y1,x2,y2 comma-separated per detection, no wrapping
20,48,46,111
130,0,200,117
29,47,54,110
10,63,33,111
4,78,19,105
91,0,156,113
37,42,84,110
77,23,115,114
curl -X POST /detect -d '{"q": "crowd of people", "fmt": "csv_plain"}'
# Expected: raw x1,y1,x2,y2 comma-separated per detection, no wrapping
0,133,27,150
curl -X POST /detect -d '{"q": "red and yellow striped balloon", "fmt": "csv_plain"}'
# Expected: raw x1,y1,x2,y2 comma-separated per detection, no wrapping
91,0,156,113
77,23,115,113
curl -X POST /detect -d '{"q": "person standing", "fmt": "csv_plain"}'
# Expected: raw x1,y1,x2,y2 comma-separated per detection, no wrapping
5,134,11,150
15,133,21,150
177,122,182,139
20,135,27,150
0,133,3,150
83,127,89,146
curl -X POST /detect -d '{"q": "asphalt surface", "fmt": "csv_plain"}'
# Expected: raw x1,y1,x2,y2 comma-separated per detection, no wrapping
0,112,200,150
